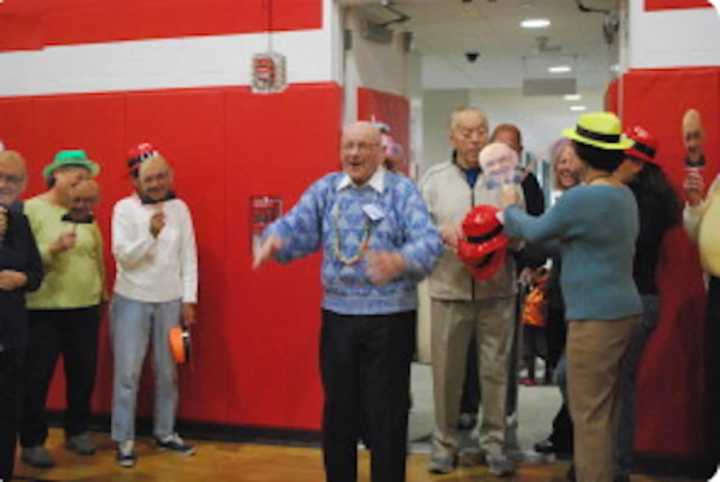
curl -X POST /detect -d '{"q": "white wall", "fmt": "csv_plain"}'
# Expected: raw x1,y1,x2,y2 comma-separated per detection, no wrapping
420,88,603,176
420,89,469,176
629,2,720,68
342,9,408,125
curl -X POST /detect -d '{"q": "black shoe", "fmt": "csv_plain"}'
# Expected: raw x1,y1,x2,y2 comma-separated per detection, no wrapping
566,464,576,482
534,438,573,457
614,474,630,482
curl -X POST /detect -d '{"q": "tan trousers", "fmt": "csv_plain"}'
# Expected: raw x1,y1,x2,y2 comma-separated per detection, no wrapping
430,297,516,458
567,316,640,482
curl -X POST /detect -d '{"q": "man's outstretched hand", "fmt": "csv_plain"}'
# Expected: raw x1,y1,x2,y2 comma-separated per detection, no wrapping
252,235,284,270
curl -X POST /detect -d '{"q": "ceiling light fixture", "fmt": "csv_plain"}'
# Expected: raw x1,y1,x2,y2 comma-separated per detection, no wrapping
521,18,551,29
570,105,587,112
564,94,582,101
549,65,572,74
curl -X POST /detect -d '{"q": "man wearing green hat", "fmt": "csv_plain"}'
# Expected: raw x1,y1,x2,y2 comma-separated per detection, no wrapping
19,150,106,468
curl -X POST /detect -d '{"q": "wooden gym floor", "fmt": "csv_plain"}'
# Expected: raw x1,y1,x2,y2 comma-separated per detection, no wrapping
11,429,698,482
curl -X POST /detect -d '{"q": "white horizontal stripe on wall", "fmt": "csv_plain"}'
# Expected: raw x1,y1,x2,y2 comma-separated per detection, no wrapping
0,27,335,96
630,2,720,68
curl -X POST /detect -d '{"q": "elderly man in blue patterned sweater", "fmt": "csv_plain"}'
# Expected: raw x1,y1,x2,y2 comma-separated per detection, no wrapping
254,121,443,482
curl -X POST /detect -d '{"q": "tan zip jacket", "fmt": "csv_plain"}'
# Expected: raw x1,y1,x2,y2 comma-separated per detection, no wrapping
420,160,523,301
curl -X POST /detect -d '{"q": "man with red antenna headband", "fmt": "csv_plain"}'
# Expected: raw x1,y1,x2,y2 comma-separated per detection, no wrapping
110,143,198,468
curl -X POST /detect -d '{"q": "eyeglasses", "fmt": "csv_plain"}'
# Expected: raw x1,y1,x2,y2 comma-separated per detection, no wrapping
0,173,25,185
341,142,380,153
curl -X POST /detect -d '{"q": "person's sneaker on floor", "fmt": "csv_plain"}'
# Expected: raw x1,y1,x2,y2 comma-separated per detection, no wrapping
613,473,630,482
428,451,457,474
507,447,545,464
65,432,97,455
534,437,573,459
487,453,516,477
458,447,485,467
155,433,196,455
116,440,137,468
21,445,55,468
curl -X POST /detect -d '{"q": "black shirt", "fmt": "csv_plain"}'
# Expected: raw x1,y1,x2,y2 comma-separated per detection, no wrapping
630,183,675,295
0,209,43,351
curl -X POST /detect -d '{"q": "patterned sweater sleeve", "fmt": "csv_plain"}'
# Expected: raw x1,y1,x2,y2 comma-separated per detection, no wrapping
503,187,580,244
396,180,444,280
266,178,328,263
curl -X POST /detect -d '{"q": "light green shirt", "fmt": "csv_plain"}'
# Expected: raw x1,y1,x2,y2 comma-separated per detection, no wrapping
24,196,105,310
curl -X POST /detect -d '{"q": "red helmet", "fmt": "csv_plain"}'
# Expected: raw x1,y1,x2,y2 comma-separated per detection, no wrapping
624,125,658,164
457,205,509,281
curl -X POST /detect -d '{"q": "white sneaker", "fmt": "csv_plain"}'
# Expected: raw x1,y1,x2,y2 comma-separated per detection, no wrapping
487,454,516,477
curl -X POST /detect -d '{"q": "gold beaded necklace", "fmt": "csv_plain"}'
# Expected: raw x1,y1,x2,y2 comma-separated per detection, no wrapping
332,203,373,266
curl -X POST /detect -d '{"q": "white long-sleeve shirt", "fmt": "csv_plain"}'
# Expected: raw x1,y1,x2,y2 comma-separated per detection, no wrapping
112,194,198,303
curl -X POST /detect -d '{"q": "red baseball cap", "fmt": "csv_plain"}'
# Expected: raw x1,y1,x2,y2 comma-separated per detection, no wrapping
624,125,658,164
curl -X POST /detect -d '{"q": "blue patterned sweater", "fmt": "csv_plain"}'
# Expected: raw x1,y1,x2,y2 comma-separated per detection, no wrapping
266,170,443,315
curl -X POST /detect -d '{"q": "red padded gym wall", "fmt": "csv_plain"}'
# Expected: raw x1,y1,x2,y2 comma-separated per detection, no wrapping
645,0,713,11
0,82,342,431
619,67,720,458
0,0,322,52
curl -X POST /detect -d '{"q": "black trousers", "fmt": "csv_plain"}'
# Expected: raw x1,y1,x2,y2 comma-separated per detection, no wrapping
320,309,415,482
545,307,567,373
460,335,481,414
547,307,572,451
708,277,720,460
548,401,574,452
0,350,21,480
20,307,100,447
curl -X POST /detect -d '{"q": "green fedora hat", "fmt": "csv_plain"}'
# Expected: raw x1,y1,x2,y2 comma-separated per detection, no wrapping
562,112,634,150
43,150,100,179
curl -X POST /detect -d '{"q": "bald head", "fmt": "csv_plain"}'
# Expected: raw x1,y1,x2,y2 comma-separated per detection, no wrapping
341,121,383,185
0,150,28,206
450,107,489,169
343,121,382,145
136,153,173,202
682,109,705,163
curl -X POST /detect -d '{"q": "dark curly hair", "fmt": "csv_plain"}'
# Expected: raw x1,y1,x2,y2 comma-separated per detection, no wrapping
572,141,625,173
629,162,682,230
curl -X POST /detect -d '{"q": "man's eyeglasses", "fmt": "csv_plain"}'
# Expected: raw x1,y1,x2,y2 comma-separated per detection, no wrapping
0,173,25,185
342,142,380,153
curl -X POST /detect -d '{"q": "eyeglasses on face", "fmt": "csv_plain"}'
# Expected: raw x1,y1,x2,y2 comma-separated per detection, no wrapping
341,142,380,153
0,173,25,185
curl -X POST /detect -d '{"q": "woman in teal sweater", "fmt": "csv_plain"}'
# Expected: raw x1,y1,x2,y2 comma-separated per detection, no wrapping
501,112,642,482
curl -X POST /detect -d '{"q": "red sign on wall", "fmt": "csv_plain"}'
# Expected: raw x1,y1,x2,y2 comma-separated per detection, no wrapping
645,0,714,11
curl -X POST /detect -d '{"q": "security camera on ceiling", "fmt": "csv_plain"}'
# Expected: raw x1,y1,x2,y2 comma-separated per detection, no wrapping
465,51,480,63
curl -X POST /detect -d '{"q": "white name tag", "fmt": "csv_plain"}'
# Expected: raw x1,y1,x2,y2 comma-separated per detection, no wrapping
362,204,385,222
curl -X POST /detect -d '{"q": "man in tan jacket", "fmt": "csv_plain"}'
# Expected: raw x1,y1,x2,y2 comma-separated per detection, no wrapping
420,107,521,477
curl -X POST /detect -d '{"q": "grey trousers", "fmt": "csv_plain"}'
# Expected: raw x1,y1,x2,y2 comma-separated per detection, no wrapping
110,294,182,443
430,297,516,458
